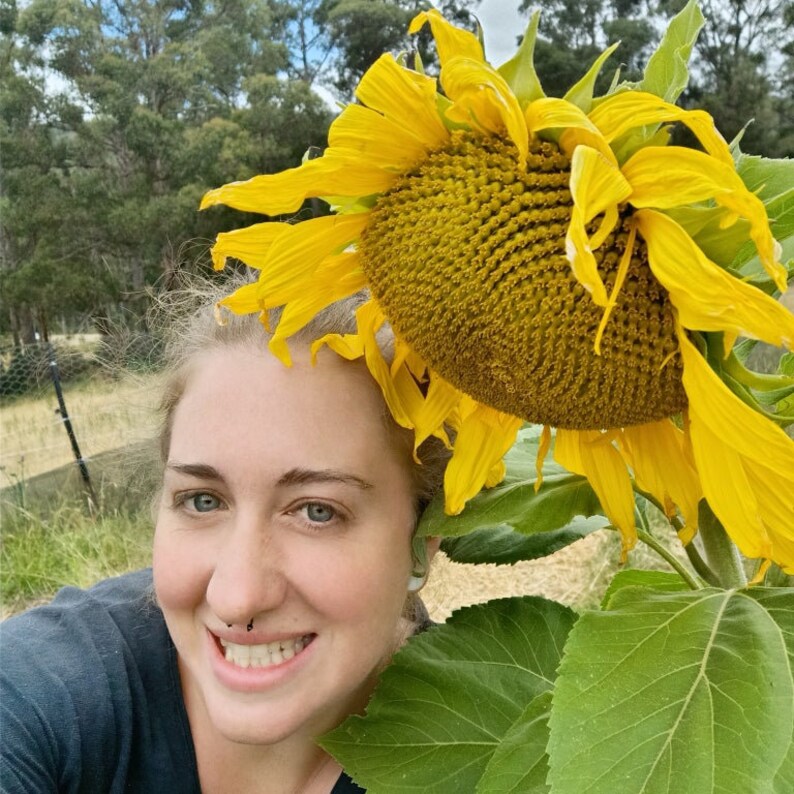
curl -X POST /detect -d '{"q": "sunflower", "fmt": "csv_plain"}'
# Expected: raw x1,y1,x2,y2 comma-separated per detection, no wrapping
201,9,794,570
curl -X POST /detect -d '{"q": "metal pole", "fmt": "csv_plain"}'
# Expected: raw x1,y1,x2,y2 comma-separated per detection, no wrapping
46,341,97,512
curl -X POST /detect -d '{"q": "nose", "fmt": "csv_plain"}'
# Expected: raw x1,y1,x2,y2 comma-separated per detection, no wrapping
205,510,288,626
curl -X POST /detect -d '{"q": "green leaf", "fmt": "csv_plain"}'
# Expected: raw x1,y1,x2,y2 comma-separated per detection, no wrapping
749,590,794,794
421,474,605,539
547,588,794,794
441,516,605,565
476,691,552,794
418,426,604,540
637,0,704,102
737,154,794,204
779,353,794,377
600,569,688,608
497,12,544,106
322,597,576,794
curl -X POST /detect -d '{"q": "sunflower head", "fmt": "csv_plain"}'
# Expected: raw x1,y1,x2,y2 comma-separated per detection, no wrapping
202,3,794,571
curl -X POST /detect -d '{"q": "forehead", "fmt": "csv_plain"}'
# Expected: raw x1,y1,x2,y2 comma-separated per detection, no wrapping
168,344,408,479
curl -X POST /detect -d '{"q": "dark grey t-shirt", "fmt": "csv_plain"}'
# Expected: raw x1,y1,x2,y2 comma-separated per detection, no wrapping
0,570,364,793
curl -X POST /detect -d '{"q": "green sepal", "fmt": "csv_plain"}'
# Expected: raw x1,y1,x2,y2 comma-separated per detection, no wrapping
497,12,544,107
635,0,704,102
563,42,620,113
779,352,794,377
605,0,703,161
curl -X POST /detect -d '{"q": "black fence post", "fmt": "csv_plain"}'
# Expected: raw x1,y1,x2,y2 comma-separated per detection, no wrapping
46,341,97,512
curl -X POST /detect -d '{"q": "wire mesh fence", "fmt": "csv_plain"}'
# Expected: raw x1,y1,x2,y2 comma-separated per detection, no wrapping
0,334,163,504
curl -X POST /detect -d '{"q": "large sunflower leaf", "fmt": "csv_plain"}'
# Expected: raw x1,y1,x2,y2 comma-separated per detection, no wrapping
322,597,576,793
440,516,605,565
475,691,552,794
737,154,794,204
419,426,605,541
547,587,794,794
636,0,704,103
600,569,688,608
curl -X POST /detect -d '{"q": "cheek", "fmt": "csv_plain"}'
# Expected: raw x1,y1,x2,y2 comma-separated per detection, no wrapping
152,515,211,613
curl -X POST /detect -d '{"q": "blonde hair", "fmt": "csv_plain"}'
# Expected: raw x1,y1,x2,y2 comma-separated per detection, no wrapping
154,275,450,519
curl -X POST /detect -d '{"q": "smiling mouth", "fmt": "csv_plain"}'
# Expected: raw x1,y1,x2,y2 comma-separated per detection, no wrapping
218,634,316,669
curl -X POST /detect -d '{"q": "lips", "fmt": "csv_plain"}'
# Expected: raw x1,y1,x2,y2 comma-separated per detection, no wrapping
219,634,315,668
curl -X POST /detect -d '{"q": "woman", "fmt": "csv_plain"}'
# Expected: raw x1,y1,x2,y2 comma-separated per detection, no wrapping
0,288,447,793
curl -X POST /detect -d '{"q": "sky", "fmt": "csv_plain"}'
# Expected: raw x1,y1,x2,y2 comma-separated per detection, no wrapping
475,0,530,66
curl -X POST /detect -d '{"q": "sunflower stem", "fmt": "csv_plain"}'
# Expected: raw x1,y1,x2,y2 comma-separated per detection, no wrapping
682,538,721,588
697,502,747,589
634,527,704,591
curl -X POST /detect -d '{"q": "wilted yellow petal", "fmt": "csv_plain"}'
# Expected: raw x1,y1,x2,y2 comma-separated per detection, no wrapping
441,57,528,163
619,419,702,535
624,147,785,291
636,209,794,348
209,222,289,271
268,253,366,366
261,214,368,308
217,282,261,316
589,91,732,165
355,54,448,149
409,9,484,66
444,400,522,515
485,460,506,488
566,146,632,307
526,97,615,163
555,429,637,557
534,424,552,493
413,372,461,450
679,330,794,565
329,104,435,171
201,151,394,215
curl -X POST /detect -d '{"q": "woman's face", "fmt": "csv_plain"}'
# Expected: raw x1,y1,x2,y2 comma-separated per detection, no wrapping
153,344,420,746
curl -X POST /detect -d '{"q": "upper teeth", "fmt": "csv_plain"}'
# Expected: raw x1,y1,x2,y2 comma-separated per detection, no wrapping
220,636,308,668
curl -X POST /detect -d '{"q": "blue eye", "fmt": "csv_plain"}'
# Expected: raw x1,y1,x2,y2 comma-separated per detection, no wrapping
303,502,336,523
188,492,221,512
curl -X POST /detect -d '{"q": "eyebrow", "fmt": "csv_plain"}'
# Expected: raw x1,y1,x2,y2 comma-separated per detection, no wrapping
277,467,374,491
167,462,225,481
166,463,373,491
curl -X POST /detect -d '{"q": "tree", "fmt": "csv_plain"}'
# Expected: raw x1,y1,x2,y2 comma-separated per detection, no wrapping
1,0,334,336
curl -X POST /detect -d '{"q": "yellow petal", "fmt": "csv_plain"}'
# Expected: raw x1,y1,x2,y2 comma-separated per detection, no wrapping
209,221,289,271
217,282,261,315
329,103,433,171
636,209,794,349
566,146,632,307
200,151,393,215
413,372,461,450
440,57,528,164
624,147,785,291
588,91,732,166
525,97,615,164
268,253,366,366
619,419,702,537
555,429,637,558
444,400,522,515
485,460,506,489
261,214,368,308
355,54,448,150
409,9,484,67
679,330,794,564
534,424,552,493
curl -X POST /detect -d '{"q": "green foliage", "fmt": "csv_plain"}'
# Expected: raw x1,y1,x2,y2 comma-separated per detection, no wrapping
548,588,794,794
322,597,576,793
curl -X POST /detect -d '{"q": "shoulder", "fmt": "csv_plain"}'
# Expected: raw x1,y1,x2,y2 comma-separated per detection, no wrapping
1,570,193,793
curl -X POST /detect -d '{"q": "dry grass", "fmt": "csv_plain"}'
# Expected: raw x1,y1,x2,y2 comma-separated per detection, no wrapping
0,373,161,483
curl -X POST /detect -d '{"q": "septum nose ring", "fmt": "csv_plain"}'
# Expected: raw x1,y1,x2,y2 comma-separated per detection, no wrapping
225,618,255,631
